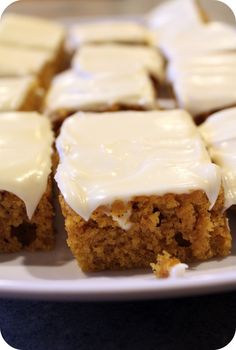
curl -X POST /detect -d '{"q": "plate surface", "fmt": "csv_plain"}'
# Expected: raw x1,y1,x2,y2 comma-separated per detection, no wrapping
0,205,235,301
1,6,236,302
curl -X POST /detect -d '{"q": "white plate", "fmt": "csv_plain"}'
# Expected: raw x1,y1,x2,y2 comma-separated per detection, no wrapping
1,5,236,302
0,199,235,301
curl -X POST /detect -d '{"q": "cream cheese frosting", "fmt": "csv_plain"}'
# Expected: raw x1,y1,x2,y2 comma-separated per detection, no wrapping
0,112,53,219
72,44,165,81
161,22,236,61
45,69,156,115
55,110,221,221
0,14,65,52
200,107,236,209
69,21,151,48
167,53,236,82
173,69,236,117
0,76,36,111
147,0,203,41
0,45,53,77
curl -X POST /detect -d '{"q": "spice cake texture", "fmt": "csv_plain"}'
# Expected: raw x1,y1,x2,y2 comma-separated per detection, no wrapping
0,112,54,253
55,110,231,272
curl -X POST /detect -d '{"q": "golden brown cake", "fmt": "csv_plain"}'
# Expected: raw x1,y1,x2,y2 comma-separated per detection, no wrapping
0,181,54,253
55,110,231,272
0,112,54,253
200,107,236,209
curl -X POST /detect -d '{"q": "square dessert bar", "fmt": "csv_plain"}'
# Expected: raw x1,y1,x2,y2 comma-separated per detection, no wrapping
0,14,66,70
0,76,42,112
0,45,55,88
45,69,157,128
69,21,152,48
169,53,236,123
55,110,231,272
200,107,236,209
0,112,54,253
72,44,165,84
161,22,236,61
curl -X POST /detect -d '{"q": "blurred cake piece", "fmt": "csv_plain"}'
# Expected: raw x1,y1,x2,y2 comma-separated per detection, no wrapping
200,107,236,209
55,110,231,272
0,14,66,69
147,0,205,46
0,112,54,253
72,44,165,83
0,76,42,111
0,45,54,87
69,21,152,48
45,69,157,128
162,22,236,61
169,52,236,121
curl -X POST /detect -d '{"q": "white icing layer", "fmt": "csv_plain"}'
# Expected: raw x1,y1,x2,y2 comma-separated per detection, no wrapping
72,44,165,81
46,69,156,115
69,21,151,48
168,53,236,82
55,110,221,221
0,112,53,219
0,14,65,52
169,263,188,278
161,22,236,60
0,45,52,77
147,0,202,40
200,107,236,209
0,76,36,111
173,70,236,117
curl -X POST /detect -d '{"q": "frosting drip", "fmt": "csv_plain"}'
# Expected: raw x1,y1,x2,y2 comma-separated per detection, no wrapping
0,112,53,219
55,110,221,221
200,107,236,209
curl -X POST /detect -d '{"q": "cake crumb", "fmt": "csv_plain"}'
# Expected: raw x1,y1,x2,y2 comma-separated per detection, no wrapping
151,251,187,278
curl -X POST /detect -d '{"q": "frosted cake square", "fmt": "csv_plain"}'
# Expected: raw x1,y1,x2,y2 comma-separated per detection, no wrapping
0,45,54,88
72,44,165,83
0,112,54,253
168,52,236,121
55,110,231,272
0,14,66,70
200,107,236,209
45,69,157,127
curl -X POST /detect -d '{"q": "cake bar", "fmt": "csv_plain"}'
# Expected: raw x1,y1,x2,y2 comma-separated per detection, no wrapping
0,76,41,111
0,45,54,88
161,22,236,61
0,13,66,70
169,53,236,121
72,44,165,83
55,110,231,272
200,107,236,209
45,69,157,127
69,21,152,48
0,112,54,253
